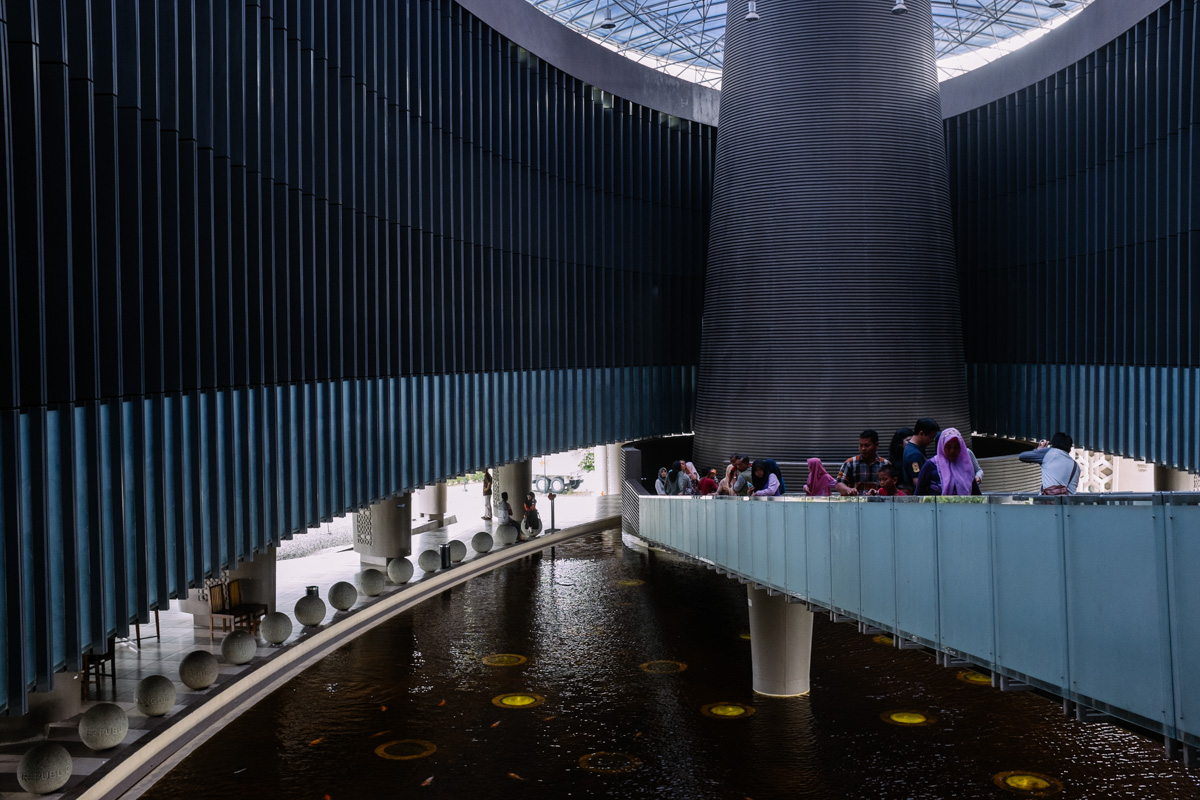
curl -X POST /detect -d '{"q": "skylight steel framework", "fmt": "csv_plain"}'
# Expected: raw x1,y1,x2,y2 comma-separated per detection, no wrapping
525,0,1094,86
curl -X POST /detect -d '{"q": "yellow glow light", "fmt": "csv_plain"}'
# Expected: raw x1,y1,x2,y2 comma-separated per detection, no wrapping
880,709,937,726
701,701,755,718
993,771,1063,795
492,692,546,709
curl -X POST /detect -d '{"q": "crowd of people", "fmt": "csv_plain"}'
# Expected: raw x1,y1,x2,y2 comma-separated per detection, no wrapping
654,419,1080,498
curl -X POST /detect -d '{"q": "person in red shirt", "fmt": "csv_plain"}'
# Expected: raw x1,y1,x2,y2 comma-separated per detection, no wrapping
698,469,719,496
871,464,908,496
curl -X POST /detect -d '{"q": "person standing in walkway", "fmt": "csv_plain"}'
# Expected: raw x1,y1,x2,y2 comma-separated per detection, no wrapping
902,418,940,492
834,429,891,496
482,468,493,520
915,427,981,496
1019,433,1080,495
655,467,671,495
750,460,784,496
804,458,837,497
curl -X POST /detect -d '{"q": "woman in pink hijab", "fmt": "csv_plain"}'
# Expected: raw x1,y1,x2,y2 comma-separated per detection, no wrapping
803,458,837,497
915,427,980,496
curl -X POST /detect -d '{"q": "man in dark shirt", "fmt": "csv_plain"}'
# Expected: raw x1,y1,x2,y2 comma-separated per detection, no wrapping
901,418,940,492
835,429,890,496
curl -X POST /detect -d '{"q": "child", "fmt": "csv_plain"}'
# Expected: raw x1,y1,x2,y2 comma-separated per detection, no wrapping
872,464,908,497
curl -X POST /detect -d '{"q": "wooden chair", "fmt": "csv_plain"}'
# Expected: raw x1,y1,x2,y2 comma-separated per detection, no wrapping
227,580,268,631
209,583,239,641
81,636,118,700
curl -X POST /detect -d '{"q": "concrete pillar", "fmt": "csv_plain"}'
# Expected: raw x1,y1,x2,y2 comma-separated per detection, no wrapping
606,443,623,496
354,494,413,568
747,586,814,696
415,483,448,526
496,460,532,524
0,673,82,743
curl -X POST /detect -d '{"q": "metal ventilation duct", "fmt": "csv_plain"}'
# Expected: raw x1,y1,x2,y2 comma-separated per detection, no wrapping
693,0,971,469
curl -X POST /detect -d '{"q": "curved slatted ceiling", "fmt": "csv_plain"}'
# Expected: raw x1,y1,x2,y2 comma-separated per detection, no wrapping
526,0,1095,86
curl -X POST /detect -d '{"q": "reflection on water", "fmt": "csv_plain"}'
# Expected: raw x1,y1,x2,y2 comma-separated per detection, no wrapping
143,531,1200,799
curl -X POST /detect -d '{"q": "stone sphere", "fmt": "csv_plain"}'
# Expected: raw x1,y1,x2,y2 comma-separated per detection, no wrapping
471,531,493,553
495,523,519,546
357,568,386,597
261,611,293,644
295,594,327,627
78,703,128,751
17,742,72,794
328,581,358,610
448,539,467,562
220,629,257,665
179,650,219,690
136,674,177,716
387,557,414,584
417,549,441,572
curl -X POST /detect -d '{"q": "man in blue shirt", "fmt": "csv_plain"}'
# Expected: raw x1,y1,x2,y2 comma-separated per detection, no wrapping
901,418,940,493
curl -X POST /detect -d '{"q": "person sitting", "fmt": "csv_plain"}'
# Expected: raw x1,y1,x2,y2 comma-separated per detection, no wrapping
914,427,981,496
870,464,908,496
834,429,891,496
496,492,513,525
750,459,784,496
803,458,836,497
1019,432,1080,495
698,469,719,496
901,418,940,493
655,467,670,495
521,492,541,539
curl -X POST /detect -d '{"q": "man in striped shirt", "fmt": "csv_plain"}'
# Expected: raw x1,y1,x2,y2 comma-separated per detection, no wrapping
834,429,891,496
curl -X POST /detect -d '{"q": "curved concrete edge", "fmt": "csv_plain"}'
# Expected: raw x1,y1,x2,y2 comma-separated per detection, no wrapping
456,0,719,126
940,0,1168,118
85,516,620,800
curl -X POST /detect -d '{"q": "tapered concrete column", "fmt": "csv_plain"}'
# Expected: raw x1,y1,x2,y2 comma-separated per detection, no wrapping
747,586,814,696
605,443,623,496
415,483,448,526
495,461,532,524
354,494,413,567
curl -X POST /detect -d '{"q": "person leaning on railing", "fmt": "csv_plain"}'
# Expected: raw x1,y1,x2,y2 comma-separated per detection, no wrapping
1018,433,1080,495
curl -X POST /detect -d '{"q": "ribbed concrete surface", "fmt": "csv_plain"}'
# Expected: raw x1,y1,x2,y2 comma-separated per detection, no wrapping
694,0,970,467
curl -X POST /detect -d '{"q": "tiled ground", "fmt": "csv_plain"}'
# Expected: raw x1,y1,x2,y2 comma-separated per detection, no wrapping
0,494,619,799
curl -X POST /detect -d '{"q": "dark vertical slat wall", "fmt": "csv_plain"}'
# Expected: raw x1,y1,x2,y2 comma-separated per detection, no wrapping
948,0,1200,473
0,0,714,714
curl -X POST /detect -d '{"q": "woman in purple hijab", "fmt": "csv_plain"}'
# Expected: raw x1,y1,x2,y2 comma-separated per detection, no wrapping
803,458,837,497
914,427,980,496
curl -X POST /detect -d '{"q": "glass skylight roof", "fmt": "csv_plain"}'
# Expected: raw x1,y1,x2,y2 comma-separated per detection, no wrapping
525,1,1095,87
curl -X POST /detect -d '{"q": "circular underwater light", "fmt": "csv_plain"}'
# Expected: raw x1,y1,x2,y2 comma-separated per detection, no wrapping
993,770,1064,795
578,751,643,773
639,660,687,674
872,634,895,646
492,692,546,709
482,654,528,667
618,579,645,587
701,701,756,719
374,739,437,761
880,709,937,726
957,669,992,685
